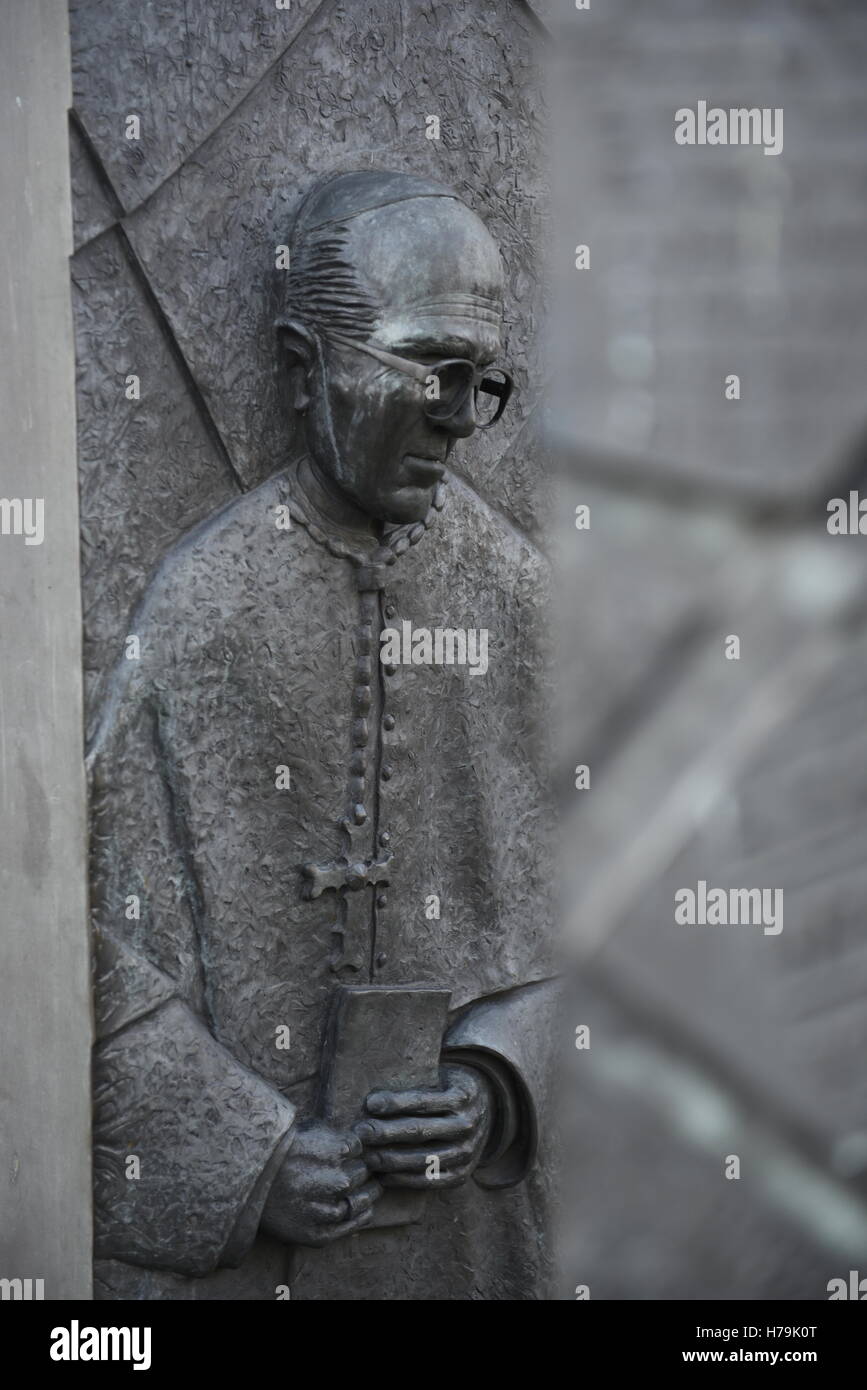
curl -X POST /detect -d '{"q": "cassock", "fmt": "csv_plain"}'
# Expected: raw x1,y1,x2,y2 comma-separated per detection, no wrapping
89,454,558,1300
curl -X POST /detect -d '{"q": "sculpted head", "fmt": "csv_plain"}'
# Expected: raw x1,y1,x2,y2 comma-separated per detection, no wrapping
276,170,508,525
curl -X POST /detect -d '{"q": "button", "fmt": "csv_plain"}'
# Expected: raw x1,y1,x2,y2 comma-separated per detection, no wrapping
383,714,395,731
385,603,396,619
379,831,390,846
384,663,397,677
381,765,393,781
376,952,388,968
377,894,388,909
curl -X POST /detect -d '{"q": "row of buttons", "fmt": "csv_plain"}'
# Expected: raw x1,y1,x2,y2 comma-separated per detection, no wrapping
375,604,397,968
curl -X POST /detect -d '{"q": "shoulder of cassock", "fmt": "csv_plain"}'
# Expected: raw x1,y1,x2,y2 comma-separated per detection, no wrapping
91,468,551,734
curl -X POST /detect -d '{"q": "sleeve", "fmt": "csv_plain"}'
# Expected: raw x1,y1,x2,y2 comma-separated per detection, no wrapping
88,647,296,1278
93,932,296,1275
442,976,561,1189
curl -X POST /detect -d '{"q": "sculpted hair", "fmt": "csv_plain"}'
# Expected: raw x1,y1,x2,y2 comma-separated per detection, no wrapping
276,169,461,341
279,220,380,340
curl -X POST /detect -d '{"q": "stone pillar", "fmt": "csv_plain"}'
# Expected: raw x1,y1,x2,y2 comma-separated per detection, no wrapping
0,0,92,1299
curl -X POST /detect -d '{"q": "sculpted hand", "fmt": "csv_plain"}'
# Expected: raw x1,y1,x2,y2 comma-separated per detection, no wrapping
260,1121,381,1247
355,1063,494,1190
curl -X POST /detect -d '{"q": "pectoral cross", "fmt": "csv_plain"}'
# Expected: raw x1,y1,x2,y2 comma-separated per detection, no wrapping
302,819,392,977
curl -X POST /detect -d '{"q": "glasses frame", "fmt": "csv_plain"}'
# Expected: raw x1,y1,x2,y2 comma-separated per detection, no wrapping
325,328,513,428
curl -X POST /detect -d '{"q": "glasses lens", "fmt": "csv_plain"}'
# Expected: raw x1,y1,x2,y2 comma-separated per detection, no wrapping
474,369,511,427
424,361,475,420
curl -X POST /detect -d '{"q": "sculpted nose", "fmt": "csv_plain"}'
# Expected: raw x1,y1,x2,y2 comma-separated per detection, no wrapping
440,391,477,439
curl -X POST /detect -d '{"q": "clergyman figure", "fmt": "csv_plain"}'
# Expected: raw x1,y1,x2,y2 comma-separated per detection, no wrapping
89,170,557,1300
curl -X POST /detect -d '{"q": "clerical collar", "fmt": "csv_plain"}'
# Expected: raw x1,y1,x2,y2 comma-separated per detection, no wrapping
294,453,380,548
284,453,448,569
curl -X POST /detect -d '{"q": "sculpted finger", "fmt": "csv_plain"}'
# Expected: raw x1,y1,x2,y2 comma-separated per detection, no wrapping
365,1086,465,1117
332,1159,371,1193
289,1168,339,1198
344,1180,382,1217
290,1161,366,1199
381,1169,469,1190
311,1180,383,1225
294,1124,363,1163
309,1199,344,1222
320,1205,377,1242
338,1131,364,1161
365,1143,468,1173
356,1114,473,1146
442,1067,478,1101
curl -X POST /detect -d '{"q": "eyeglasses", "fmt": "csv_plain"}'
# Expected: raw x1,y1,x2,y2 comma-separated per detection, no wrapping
325,329,513,428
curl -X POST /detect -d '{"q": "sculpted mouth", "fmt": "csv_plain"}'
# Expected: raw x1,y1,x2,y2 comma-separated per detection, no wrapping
402,455,445,485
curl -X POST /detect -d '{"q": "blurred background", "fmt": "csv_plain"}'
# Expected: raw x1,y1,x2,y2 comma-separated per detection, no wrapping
547,0,867,1298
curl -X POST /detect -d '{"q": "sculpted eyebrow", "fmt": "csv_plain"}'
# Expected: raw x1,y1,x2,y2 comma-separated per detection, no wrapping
389,336,495,361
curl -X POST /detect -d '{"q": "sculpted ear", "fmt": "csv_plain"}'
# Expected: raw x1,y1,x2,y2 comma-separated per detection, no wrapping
276,319,316,414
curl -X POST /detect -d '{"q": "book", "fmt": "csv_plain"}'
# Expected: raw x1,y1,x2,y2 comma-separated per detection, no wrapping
318,983,452,1228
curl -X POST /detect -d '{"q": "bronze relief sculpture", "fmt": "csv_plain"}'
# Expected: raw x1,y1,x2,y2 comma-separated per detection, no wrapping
90,170,556,1300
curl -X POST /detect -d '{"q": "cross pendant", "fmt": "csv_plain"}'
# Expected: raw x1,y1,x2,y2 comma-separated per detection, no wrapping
302,831,392,977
